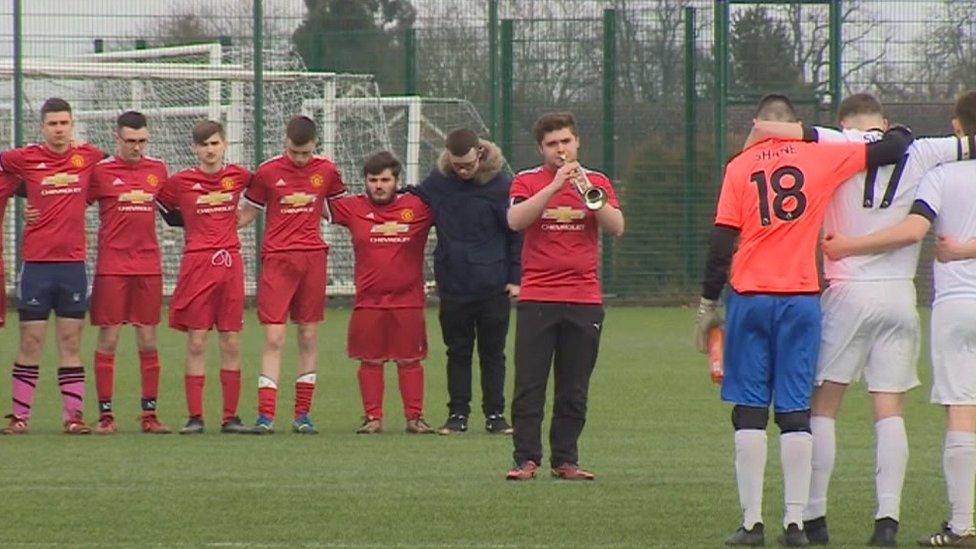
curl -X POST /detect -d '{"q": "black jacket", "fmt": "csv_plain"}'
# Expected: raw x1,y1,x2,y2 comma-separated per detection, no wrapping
410,139,521,302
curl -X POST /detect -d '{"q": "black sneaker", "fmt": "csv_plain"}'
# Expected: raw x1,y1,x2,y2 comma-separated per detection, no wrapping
778,523,809,547
803,516,828,545
725,523,764,546
220,416,249,434
179,416,204,435
437,414,467,435
918,522,976,546
485,414,513,434
867,517,898,546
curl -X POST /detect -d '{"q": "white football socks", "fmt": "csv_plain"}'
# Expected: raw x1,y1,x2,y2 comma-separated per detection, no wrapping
735,429,768,529
806,416,835,521
944,431,976,535
875,416,908,521
781,431,813,529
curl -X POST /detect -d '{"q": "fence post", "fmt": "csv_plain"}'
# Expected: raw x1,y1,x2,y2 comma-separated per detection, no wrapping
683,7,697,287
500,19,514,163
601,9,616,291
488,0,499,139
714,0,729,186
252,0,265,283
829,0,842,118
13,0,23,281
404,27,416,95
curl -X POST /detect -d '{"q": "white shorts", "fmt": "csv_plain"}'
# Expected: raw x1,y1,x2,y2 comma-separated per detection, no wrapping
931,298,976,405
816,279,920,392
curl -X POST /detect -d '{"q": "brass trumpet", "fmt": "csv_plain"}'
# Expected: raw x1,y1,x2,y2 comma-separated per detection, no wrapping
560,154,608,211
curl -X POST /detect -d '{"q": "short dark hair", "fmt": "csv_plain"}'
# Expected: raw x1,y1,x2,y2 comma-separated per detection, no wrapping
445,128,480,156
40,97,72,119
286,115,317,146
192,120,225,145
754,93,798,122
955,90,976,135
362,150,402,178
117,111,148,131
837,93,884,123
532,112,578,144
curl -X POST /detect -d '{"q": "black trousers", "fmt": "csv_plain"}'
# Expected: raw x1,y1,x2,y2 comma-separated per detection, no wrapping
511,301,604,467
438,293,511,417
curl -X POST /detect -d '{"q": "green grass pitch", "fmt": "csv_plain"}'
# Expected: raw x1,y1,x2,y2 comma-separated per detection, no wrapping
0,306,951,546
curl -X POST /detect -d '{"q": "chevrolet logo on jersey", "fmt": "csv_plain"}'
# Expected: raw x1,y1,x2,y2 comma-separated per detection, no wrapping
281,192,315,206
119,189,154,204
42,172,79,187
196,191,234,205
542,206,585,223
370,221,410,237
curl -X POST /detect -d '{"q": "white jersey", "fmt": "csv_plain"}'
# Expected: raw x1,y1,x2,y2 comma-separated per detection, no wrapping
916,161,976,304
819,127,968,281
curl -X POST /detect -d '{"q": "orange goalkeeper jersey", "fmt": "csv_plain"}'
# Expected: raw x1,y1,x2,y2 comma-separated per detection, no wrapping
715,138,867,293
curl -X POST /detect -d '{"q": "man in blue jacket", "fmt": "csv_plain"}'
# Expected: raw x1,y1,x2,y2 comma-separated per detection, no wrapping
411,128,521,435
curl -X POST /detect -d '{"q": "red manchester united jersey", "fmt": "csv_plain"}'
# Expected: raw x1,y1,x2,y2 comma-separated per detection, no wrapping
0,172,20,270
0,143,103,261
244,154,346,254
156,164,249,253
715,139,867,293
329,193,432,309
510,165,620,304
89,155,168,275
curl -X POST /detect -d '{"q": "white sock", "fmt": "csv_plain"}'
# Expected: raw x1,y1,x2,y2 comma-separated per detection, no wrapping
944,431,976,535
805,416,835,521
875,416,908,521
258,374,278,389
735,429,768,529
781,431,813,529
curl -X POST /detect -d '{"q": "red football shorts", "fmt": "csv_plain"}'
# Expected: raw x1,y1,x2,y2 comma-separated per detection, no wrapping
347,307,427,363
90,274,162,326
257,249,327,325
169,250,244,333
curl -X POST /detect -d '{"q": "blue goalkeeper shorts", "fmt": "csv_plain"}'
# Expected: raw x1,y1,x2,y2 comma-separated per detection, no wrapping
721,291,821,412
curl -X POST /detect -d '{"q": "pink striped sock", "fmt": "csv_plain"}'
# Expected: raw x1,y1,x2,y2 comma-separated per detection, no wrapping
58,367,86,422
11,363,39,419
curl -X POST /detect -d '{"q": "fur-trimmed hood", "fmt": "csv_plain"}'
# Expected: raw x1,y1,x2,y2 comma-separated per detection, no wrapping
436,139,505,185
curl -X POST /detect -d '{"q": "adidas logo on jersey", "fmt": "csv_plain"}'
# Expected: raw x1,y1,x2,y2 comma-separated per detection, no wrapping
275,179,287,187
111,177,125,186
34,162,47,169
365,212,375,219
192,183,204,191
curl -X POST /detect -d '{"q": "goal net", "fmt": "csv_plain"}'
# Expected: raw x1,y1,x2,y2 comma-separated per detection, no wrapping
0,43,390,297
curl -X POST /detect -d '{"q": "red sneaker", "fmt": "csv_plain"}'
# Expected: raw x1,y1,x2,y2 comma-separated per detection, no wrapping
141,414,171,434
95,414,117,435
1,414,28,435
551,463,595,480
506,460,539,481
63,414,92,435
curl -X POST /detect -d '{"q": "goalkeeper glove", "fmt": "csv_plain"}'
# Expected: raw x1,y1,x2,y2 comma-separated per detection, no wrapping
694,297,723,353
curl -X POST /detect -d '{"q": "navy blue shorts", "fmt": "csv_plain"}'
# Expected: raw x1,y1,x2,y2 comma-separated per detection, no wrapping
720,291,821,412
18,261,88,321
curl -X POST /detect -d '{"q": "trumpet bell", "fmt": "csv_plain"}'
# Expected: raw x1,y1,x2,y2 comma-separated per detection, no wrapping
583,186,608,211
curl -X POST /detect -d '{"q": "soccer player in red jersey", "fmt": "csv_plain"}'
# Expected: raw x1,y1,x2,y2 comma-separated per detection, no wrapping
328,151,435,435
694,95,913,546
239,116,346,434
84,111,171,435
0,98,104,435
0,172,20,327
504,112,624,481
155,120,250,435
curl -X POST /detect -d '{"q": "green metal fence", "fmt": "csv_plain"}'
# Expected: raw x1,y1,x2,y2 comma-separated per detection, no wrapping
1,0,972,303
